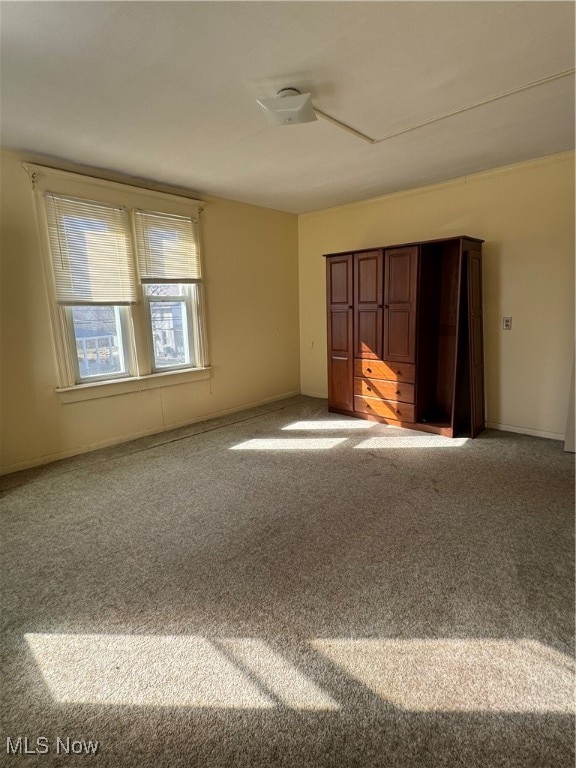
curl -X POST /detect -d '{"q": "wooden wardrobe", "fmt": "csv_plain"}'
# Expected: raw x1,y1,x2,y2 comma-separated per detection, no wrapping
325,236,485,438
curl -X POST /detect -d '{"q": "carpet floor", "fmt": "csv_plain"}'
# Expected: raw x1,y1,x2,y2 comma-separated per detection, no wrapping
1,396,574,767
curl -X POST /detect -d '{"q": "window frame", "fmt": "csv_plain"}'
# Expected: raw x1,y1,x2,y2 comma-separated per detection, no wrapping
143,284,196,374
64,305,134,384
26,163,209,393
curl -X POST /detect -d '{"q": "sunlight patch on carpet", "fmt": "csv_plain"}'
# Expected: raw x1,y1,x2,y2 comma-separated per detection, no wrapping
281,420,377,431
310,638,575,712
25,633,338,710
25,632,573,712
230,438,347,450
354,436,469,448
25,634,274,708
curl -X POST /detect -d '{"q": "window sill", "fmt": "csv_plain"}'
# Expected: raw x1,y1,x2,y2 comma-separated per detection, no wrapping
55,367,212,403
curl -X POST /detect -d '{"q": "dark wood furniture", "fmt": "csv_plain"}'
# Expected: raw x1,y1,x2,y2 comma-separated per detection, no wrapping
325,236,484,438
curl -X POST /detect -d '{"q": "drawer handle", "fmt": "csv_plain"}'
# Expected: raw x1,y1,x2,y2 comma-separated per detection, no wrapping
395,390,400,395
367,387,372,392
366,367,372,373
395,409,400,414
396,370,402,374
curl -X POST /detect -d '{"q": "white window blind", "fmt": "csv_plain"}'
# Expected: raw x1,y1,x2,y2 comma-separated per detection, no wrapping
45,194,137,305
134,210,201,283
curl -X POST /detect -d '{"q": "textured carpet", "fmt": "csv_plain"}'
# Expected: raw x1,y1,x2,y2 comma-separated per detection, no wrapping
1,396,574,767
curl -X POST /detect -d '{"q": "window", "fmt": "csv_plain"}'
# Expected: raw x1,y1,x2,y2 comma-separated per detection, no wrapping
66,305,132,380
134,210,206,373
44,194,137,383
28,164,208,389
144,284,196,371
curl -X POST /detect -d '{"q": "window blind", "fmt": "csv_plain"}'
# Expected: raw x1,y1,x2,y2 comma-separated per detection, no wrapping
45,193,137,305
134,210,201,283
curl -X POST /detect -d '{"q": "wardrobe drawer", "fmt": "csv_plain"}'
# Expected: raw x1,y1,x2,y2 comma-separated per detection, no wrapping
354,359,416,383
354,377,415,403
354,395,415,422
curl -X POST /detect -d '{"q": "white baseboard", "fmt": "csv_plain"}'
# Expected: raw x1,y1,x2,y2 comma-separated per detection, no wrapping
0,390,301,476
297,407,564,441
485,421,564,441
3,402,563,476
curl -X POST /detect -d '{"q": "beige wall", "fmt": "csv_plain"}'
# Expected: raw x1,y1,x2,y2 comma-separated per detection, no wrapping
1,150,300,473
299,152,575,440
2,150,574,472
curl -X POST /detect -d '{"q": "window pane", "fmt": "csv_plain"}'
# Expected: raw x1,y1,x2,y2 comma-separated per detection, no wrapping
144,283,185,297
71,306,127,379
150,300,190,369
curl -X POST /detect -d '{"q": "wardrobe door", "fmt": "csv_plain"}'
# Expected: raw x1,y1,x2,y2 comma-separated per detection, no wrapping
383,246,418,363
468,249,485,437
327,255,354,411
354,250,383,359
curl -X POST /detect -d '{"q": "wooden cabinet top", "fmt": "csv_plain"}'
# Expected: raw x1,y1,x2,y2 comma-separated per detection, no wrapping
323,235,484,258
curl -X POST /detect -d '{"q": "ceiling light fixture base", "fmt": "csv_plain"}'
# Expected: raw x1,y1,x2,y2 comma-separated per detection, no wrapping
256,88,318,126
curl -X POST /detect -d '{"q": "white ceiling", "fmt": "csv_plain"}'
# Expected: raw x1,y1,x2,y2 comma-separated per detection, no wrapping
1,1,574,214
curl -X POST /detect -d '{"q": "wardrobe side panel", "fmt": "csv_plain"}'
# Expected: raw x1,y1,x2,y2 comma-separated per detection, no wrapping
468,248,485,436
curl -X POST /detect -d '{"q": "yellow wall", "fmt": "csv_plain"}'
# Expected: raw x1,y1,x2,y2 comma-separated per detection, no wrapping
2,150,574,472
0,150,300,473
299,153,575,440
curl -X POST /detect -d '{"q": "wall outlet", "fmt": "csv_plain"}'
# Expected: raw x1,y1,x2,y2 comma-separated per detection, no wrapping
502,316,512,330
